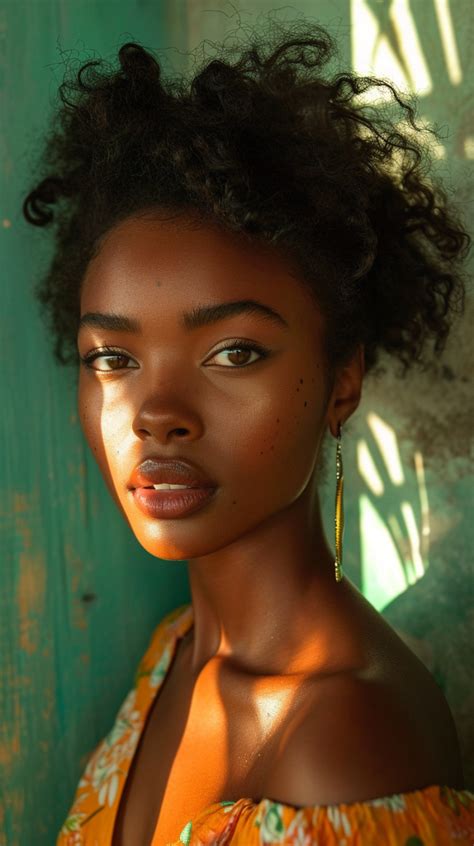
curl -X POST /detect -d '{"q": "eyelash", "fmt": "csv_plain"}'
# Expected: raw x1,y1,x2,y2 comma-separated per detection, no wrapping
79,340,270,372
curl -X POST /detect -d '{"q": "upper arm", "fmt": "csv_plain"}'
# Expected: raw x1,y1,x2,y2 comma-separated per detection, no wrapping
263,673,448,807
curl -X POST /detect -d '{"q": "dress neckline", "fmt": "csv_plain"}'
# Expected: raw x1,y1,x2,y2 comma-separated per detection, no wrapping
57,604,474,846
112,603,471,846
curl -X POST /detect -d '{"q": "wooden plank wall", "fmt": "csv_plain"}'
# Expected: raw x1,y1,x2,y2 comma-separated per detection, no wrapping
1,2,472,844
0,4,191,845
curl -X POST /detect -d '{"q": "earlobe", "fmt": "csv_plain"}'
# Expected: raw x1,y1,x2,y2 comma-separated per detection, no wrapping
326,344,365,437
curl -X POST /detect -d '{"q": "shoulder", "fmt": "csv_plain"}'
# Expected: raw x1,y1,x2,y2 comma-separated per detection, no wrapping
264,669,464,806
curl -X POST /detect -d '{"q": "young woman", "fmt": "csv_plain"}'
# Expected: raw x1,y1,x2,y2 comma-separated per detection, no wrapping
23,20,473,846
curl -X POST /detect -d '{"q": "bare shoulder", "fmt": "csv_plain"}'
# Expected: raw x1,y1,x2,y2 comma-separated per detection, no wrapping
264,587,464,806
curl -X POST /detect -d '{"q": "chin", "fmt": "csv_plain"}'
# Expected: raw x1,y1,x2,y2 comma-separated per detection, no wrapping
129,523,209,561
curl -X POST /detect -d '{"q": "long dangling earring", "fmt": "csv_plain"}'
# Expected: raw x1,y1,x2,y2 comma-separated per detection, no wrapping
334,421,344,582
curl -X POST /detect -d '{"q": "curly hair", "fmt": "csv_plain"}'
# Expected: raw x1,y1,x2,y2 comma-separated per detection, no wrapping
22,19,471,386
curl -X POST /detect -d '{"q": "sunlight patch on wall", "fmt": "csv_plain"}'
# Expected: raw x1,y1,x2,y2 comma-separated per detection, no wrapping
401,500,425,579
367,412,404,485
414,449,431,561
350,0,463,161
357,439,384,496
351,0,432,102
360,493,407,610
464,137,474,159
433,0,463,85
359,415,430,611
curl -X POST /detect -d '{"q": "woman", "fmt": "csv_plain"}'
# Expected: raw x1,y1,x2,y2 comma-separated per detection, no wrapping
23,20,473,846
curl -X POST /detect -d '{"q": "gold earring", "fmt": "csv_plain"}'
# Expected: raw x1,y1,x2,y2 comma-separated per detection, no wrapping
334,422,344,582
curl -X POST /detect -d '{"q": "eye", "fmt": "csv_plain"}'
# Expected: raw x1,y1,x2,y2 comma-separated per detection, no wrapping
79,346,137,371
79,340,269,372
206,341,269,368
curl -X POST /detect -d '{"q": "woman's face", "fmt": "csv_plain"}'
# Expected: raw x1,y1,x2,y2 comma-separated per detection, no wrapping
77,211,342,561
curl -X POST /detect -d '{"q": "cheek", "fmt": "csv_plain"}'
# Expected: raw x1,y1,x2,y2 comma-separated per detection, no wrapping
78,382,132,515
77,376,107,457
229,370,325,501
77,378,125,478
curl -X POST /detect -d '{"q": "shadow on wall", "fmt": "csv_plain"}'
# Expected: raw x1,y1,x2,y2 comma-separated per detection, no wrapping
347,0,473,788
350,394,472,787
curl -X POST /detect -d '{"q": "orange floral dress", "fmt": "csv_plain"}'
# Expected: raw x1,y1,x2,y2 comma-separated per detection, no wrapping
57,603,474,845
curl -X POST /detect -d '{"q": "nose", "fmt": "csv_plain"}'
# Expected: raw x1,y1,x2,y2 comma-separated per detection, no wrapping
132,405,205,444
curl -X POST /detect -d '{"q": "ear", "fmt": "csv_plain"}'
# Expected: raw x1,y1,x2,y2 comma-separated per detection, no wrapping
326,344,365,438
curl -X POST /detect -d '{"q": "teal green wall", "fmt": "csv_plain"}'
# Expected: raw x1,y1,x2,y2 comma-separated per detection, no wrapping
1,2,472,844
1,4,190,846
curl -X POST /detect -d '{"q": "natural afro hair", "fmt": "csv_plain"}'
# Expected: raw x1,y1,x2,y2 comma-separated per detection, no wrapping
22,19,471,384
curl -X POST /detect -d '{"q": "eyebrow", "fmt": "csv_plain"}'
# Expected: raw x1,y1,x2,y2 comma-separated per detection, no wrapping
78,299,289,334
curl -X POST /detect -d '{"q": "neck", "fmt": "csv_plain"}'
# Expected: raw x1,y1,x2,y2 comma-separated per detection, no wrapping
181,483,338,676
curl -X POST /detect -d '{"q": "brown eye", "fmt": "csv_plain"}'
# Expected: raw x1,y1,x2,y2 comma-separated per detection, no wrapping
207,342,269,368
80,341,270,372
80,347,136,371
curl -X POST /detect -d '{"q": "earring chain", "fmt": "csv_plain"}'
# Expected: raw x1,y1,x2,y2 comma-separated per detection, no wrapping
334,421,344,582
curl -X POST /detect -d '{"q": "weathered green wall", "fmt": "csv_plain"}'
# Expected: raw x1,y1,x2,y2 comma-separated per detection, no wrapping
0,4,191,845
1,2,472,845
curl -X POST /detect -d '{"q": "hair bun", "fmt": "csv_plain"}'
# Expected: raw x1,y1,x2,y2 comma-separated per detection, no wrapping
118,42,161,80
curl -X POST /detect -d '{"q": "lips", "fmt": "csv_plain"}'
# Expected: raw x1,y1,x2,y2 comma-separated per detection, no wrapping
128,457,217,491
132,485,218,519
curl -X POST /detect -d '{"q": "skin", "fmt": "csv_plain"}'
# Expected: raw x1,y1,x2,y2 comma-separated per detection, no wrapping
77,210,464,842
77,209,364,677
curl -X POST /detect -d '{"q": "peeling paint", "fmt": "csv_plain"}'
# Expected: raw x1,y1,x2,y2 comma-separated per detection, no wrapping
64,542,88,631
14,497,46,654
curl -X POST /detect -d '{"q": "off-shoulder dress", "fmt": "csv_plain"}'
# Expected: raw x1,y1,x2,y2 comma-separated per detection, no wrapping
56,603,474,845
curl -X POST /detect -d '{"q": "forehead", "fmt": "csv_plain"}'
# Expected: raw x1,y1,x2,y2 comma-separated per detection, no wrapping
80,212,321,332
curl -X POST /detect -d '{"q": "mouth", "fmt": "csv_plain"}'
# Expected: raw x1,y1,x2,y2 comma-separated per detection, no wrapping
131,484,218,519
128,457,217,491
139,484,195,490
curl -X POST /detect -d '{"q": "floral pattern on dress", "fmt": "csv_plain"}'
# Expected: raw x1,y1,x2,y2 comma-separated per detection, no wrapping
60,684,143,835
58,605,192,845
56,603,474,846
255,802,286,843
326,804,353,837
169,786,474,846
